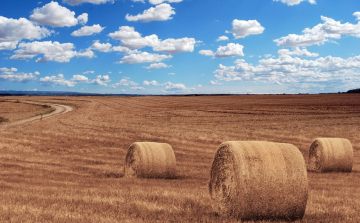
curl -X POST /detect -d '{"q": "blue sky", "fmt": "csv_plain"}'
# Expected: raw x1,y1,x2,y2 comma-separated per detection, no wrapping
1,0,360,94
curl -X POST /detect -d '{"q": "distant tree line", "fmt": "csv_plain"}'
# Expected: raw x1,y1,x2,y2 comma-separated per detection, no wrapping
347,88,360,93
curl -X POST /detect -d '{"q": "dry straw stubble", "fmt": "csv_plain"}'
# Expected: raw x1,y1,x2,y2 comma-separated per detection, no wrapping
124,142,176,178
209,141,308,221
308,138,353,172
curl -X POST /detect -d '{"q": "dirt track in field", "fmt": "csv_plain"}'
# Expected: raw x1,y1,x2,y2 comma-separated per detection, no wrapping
0,100,73,130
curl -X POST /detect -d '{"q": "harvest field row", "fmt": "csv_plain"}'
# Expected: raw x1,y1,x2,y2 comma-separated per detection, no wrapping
0,94,359,222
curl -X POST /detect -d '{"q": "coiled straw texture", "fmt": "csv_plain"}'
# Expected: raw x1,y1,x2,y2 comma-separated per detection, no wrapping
124,142,176,178
209,141,308,221
308,138,353,172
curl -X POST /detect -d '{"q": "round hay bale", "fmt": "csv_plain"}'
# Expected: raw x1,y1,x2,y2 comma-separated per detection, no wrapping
308,138,353,172
209,141,308,221
124,142,176,178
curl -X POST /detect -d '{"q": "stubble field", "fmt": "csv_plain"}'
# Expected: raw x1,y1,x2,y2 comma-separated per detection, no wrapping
0,94,359,222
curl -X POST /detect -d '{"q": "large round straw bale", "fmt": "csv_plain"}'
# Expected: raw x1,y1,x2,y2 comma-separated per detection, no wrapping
209,141,308,221
308,138,353,172
124,142,176,178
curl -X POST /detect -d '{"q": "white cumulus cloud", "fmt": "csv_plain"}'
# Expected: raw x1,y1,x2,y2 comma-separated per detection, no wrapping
0,67,40,83
0,16,52,50
119,52,172,64
10,41,77,62
30,1,87,27
142,80,195,92
278,47,319,57
149,0,182,4
0,42,18,51
210,80,222,85
10,41,93,63
89,40,112,52
214,43,244,58
108,26,142,40
153,37,196,54
199,50,214,56
71,74,89,83
112,45,140,54
89,75,111,86
144,62,171,69
226,19,265,39
200,43,244,58
274,14,360,47
77,13,88,25
71,24,105,36
108,26,198,54
130,86,145,90
163,82,195,92
273,0,316,6
216,36,229,41
213,53,360,92
354,12,360,20
143,80,160,86
62,0,115,6
76,49,95,58
125,3,175,22
83,70,94,74
111,79,138,88
121,34,160,49
39,74,76,87
165,83,186,91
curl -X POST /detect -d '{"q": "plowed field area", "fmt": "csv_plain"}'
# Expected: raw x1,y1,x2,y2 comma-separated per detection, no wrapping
0,94,359,222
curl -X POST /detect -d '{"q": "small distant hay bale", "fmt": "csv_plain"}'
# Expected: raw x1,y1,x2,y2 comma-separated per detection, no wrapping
124,142,176,178
308,138,353,172
209,141,308,221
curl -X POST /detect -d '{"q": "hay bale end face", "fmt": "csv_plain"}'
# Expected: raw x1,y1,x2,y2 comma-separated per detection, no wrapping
209,141,308,221
124,142,176,178
308,138,353,172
